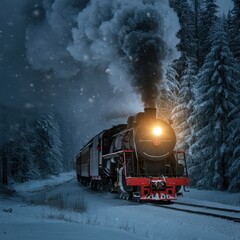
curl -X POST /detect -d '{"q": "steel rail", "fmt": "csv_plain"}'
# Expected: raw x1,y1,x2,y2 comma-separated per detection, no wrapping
148,202,240,223
172,201,240,214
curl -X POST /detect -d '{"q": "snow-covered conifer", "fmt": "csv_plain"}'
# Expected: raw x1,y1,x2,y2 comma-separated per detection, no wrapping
157,64,179,120
230,0,240,63
170,0,196,79
171,58,197,151
198,0,219,67
189,18,239,190
13,122,41,181
45,112,63,175
227,107,240,192
32,112,63,177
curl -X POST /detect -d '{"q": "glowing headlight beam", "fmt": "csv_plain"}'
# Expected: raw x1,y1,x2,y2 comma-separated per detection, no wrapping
153,127,162,136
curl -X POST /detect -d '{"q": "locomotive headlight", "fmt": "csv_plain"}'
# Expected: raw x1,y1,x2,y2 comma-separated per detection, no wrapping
153,126,162,136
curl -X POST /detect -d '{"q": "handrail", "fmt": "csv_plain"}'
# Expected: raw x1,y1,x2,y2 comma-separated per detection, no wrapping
102,149,135,158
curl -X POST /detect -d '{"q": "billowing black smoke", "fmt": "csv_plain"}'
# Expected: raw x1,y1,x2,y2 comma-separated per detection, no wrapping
26,0,179,111
118,7,167,107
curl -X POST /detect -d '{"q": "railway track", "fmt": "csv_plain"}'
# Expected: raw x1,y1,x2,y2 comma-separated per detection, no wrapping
148,201,240,223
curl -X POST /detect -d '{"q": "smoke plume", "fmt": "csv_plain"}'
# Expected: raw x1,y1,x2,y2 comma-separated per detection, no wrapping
26,0,179,109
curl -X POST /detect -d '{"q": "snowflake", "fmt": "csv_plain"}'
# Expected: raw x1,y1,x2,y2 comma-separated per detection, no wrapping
24,103,34,109
32,9,41,17
88,98,94,103
83,55,89,61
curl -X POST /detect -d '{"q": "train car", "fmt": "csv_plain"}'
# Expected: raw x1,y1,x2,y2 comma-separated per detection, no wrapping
76,108,189,201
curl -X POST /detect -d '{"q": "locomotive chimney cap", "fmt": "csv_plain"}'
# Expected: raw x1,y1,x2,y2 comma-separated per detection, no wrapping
144,108,157,119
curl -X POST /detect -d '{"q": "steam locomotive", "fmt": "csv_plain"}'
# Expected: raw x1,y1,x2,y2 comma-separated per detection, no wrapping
76,108,189,201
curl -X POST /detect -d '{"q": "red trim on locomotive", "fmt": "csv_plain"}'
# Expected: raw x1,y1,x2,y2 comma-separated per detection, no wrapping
126,177,189,186
126,176,189,201
101,149,189,201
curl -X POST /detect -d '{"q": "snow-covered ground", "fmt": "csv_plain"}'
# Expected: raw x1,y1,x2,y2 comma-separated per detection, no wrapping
1,171,240,240
12,171,75,193
176,187,240,209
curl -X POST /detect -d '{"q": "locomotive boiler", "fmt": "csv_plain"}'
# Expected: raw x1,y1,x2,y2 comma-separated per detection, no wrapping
76,108,189,201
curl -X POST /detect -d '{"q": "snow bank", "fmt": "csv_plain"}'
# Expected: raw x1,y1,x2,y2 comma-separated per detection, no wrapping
0,223,143,240
1,173,240,240
182,188,240,207
12,171,75,193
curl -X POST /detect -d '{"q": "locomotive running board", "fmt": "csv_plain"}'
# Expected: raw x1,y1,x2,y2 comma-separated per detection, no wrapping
102,149,135,159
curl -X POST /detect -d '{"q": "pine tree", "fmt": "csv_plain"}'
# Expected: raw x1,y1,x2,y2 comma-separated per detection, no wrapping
223,10,240,192
32,118,49,178
13,123,41,182
189,18,239,190
225,10,233,44
58,114,75,171
157,63,179,120
45,112,63,175
169,0,196,79
0,120,41,182
198,0,219,67
227,107,240,192
171,58,197,151
23,123,41,180
191,0,205,69
32,112,63,177
230,0,240,63
225,11,236,63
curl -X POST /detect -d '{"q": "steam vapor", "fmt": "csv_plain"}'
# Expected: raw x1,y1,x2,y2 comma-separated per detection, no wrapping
26,0,179,109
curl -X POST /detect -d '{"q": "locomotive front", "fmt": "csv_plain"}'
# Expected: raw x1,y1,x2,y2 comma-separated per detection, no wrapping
111,107,188,200
119,108,180,179
76,107,189,202
132,108,176,161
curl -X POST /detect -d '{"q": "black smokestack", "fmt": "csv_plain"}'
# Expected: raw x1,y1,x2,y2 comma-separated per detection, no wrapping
119,8,167,108
144,107,157,119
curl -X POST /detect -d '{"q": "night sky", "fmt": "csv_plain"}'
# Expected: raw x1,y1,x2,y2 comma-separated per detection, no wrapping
0,1,140,138
0,0,233,145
